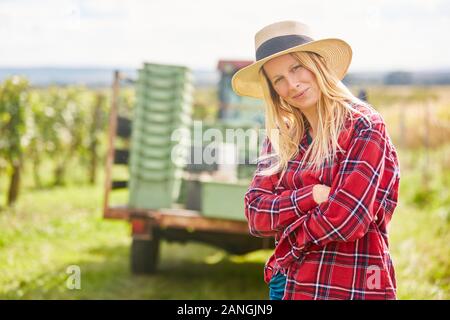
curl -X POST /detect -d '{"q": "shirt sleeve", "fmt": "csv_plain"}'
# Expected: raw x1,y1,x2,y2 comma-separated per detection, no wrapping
244,137,318,238
274,119,389,266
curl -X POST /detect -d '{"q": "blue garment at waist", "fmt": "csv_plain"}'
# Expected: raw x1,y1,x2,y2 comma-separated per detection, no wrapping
269,271,287,300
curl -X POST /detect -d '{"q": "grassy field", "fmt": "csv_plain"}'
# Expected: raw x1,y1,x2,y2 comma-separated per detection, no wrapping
0,85,449,299
0,183,269,299
0,151,449,299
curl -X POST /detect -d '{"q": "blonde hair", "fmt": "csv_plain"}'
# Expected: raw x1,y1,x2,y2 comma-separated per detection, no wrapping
257,51,369,183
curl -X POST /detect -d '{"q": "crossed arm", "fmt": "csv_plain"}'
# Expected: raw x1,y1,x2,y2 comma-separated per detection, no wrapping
244,172,330,237
244,120,388,252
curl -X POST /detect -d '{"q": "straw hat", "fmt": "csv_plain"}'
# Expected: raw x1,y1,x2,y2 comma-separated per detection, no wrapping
231,20,352,99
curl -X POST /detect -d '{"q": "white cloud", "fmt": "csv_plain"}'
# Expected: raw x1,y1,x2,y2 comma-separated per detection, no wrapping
0,0,448,71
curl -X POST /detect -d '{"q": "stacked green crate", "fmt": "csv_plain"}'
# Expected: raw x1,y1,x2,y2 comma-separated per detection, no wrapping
128,63,193,209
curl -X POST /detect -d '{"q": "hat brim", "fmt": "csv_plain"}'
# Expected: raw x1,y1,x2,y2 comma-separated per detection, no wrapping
231,38,352,99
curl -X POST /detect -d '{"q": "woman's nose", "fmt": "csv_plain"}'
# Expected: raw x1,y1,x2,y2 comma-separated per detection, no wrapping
286,76,299,91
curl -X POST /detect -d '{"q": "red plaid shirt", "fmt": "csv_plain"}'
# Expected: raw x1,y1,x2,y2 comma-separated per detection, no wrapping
244,103,400,300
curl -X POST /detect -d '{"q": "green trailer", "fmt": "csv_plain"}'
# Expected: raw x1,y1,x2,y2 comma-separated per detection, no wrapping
103,69,272,274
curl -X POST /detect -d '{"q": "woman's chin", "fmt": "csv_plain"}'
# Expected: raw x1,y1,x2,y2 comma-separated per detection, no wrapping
289,99,317,111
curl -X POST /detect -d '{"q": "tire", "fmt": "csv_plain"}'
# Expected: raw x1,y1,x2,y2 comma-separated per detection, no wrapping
130,232,160,274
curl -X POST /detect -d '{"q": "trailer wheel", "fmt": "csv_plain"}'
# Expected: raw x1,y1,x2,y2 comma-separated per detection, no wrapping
131,233,160,274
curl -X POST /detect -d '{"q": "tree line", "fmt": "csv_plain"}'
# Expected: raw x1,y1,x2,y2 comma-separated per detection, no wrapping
0,76,127,207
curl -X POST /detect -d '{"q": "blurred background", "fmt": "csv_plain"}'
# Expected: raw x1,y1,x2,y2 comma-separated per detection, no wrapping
0,0,449,299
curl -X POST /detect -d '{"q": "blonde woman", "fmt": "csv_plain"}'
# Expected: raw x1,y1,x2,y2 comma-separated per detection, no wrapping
232,21,400,300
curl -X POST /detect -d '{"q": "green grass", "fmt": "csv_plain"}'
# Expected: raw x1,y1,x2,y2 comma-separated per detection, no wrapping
0,183,269,299
388,155,450,299
0,165,449,299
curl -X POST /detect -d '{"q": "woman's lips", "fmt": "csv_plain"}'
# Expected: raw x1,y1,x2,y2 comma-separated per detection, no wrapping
293,88,309,99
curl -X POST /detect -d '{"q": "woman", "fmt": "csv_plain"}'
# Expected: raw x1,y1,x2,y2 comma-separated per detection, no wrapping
232,21,400,300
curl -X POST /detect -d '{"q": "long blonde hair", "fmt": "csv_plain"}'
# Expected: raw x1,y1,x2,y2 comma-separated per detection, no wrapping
257,51,369,182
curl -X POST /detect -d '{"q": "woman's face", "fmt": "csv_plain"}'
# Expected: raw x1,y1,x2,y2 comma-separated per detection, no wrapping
263,53,320,111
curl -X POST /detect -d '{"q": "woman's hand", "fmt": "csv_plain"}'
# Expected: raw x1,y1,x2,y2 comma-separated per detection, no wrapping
313,184,331,204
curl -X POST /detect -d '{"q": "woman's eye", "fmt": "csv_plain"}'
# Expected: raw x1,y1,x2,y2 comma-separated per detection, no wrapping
293,65,302,71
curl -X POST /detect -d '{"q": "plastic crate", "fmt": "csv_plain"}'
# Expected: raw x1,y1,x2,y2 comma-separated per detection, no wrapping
135,99,192,114
128,177,183,209
134,108,192,126
143,63,193,79
200,180,250,221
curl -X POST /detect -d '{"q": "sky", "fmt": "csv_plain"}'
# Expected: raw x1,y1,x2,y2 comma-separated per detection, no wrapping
0,0,449,72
